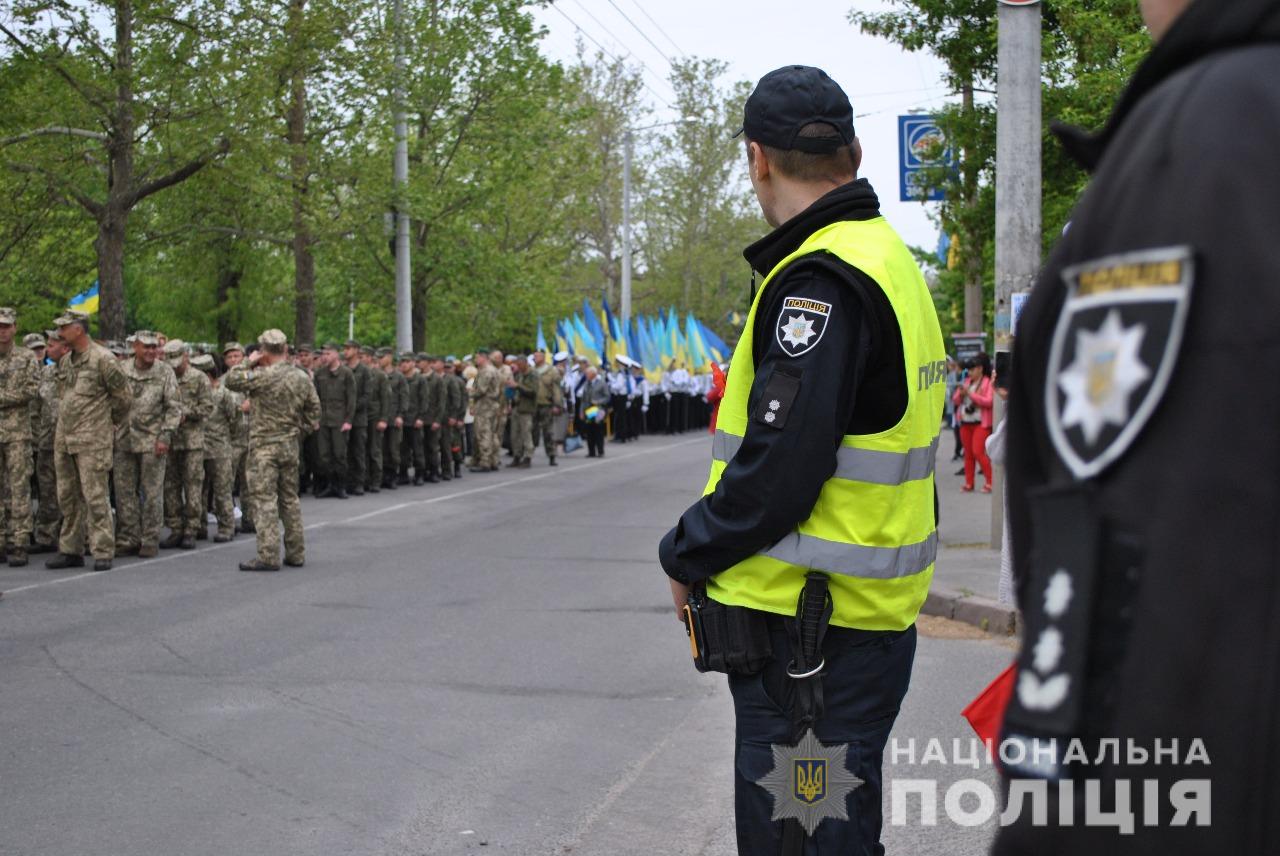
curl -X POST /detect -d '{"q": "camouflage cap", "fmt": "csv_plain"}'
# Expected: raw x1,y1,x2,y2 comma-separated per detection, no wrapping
416,352,430,362
397,351,414,362
109,340,128,356
375,346,393,357
344,338,360,348
54,310,90,327
23,332,46,349
133,329,160,346
44,329,59,342
321,341,340,352
0,307,16,325
360,345,375,356
222,341,245,355
296,342,313,354
191,353,217,372
258,329,288,347
162,339,188,361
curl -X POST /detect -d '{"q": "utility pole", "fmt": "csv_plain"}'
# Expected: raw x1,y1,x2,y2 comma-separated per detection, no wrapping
621,129,633,326
392,0,412,354
992,0,1042,547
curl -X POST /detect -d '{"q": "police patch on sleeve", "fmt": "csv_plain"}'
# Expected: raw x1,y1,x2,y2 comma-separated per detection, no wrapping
1045,246,1194,480
775,297,831,357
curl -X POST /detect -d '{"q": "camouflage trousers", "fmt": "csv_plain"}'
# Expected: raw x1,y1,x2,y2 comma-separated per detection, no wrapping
34,446,61,546
202,455,235,538
383,425,402,479
55,444,114,560
247,440,304,565
163,448,206,538
365,423,384,489
510,412,534,461
533,407,558,460
0,439,34,546
232,445,253,528
473,405,501,468
346,424,367,490
113,449,167,550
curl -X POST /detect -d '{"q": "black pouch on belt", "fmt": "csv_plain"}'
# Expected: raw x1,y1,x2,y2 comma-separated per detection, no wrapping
682,586,773,675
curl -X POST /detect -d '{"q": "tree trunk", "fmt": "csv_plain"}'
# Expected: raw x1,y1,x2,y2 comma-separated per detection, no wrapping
287,0,315,345
98,0,136,341
95,205,129,339
411,274,428,352
214,242,242,347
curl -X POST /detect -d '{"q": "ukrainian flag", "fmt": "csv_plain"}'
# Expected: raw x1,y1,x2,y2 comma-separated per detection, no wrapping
68,281,100,314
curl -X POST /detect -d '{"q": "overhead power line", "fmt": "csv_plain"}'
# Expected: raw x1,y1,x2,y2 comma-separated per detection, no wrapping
548,2,676,109
603,0,674,65
626,0,685,57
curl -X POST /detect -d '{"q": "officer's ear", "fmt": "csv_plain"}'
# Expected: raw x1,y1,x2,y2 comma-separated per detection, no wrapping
747,141,770,183
850,136,863,176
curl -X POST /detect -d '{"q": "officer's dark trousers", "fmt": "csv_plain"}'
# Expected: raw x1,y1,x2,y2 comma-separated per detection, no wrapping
729,617,916,856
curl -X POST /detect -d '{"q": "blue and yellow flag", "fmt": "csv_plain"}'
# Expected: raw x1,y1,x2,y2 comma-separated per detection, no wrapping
69,281,100,314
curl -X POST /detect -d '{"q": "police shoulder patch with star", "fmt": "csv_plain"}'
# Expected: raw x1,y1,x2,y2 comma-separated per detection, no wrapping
1046,246,1194,479
775,296,831,358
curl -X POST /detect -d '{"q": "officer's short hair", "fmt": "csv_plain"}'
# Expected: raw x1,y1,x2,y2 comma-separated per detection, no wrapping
750,122,858,184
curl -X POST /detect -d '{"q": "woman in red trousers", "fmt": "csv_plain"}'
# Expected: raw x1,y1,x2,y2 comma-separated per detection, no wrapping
952,352,994,493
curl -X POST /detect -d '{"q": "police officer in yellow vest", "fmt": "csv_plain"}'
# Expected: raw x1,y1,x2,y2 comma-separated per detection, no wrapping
659,66,946,856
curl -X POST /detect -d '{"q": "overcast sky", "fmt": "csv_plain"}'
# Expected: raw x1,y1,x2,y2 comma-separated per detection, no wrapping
529,0,952,252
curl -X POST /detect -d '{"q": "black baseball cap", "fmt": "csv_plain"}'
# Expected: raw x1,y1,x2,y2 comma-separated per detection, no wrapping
734,65,855,153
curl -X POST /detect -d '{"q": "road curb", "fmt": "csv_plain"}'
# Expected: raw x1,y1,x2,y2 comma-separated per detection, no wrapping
922,587,1018,636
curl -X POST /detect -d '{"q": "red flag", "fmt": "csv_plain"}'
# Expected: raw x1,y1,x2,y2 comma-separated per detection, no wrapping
962,663,1016,752
708,362,726,434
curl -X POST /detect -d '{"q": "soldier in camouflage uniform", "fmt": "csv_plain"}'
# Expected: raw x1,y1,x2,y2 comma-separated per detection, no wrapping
445,357,467,478
225,330,321,571
0,308,41,566
417,354,444,483
195,355,240,542
380,348,407,489
363,346,390,493
161,340,213,549
470,351,502,472
113,331,181,558
294,344,319,493
312,342,355,498
532,351,565,465
222,342,253,533
342,340,371,495
31,330,66,552
512,357,537,468
48,311,132,571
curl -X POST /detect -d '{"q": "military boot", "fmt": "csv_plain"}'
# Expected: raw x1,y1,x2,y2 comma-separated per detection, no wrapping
45,553,85,569
196,527,208,541
179,535,196,550
159,531,184,549
8,548,27,568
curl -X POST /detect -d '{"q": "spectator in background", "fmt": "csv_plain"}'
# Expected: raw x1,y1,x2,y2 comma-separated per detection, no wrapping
953,352,994,493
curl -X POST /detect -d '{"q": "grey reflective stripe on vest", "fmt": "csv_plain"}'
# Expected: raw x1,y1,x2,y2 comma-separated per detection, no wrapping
832,436,939,485
712,430,938,486
763,530,937,580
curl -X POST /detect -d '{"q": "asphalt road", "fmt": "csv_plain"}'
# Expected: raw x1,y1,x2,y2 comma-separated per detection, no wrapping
0,434,1012,855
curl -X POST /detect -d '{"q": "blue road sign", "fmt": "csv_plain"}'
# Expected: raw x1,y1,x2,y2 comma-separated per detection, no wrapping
899,115,952,203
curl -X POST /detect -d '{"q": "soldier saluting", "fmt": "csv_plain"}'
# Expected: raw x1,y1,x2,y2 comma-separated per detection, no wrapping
225,330,320,572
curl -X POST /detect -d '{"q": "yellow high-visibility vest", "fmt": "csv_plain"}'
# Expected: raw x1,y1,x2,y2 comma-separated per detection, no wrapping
705,218,946,630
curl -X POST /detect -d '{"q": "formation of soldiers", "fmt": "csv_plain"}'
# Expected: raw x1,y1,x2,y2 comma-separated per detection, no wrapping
0,306,719,579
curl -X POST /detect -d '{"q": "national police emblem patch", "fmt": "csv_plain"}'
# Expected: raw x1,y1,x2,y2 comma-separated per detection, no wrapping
775,296,831,357
1046,246,1194,479
756,729,862,835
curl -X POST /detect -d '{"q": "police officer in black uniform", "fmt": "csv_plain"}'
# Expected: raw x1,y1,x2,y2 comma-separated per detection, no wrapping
997,0,1280,852
660,67,944,855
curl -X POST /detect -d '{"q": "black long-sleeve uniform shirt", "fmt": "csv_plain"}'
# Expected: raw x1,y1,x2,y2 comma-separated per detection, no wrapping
659,179,909,585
